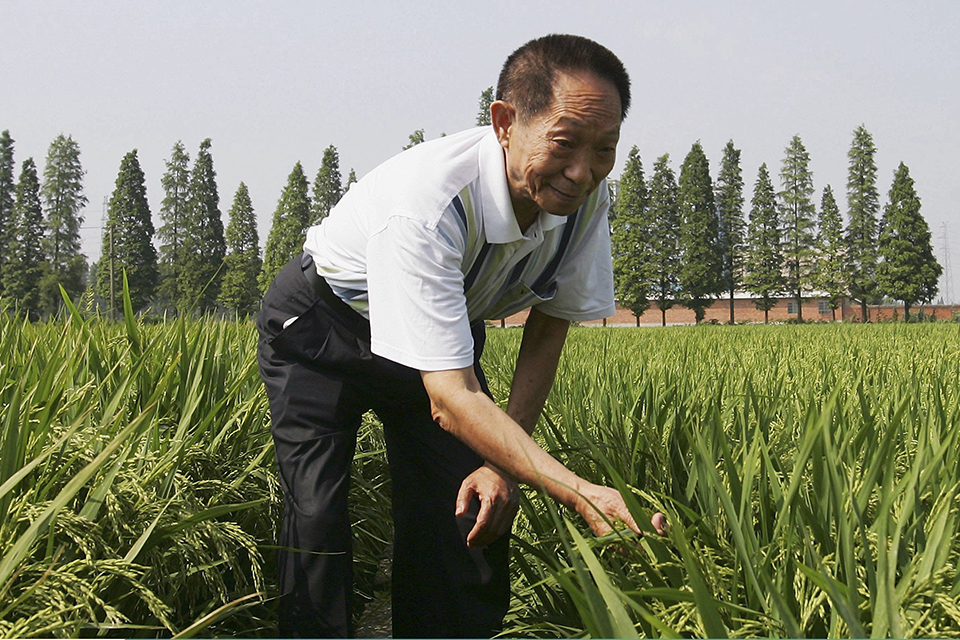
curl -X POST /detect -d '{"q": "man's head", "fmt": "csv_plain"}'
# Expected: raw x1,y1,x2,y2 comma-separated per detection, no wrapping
496,34,630,123
491,35,629,226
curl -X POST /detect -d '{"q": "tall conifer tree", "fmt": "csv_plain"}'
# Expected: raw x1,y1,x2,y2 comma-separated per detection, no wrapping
876,163,941,320
178,139,225,313
744,164,783,323
260,162,311,292
647,154,681,326
845,125,880,321
3,159,46,319
715,140,745,323
40,134,87,310
0,131,16,296
778,134,816,320
157,141,191,309
476,87,494,126
96,150,157,313
610,147,650,324
678,141,721,323
218,182,262,316
310,145,343,225
814,185,847,320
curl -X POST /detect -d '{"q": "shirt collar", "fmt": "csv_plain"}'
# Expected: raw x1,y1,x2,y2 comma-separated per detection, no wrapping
478,130,567,244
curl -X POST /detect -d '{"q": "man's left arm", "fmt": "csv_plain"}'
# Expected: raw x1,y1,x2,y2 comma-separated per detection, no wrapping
505,306,570,433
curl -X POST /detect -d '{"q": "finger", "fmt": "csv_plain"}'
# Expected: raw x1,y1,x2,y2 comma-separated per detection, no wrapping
615,503,641,535
456,480,476,517
651,512,668,536
624,516,641,535
588,517,613,537
467,497,494,547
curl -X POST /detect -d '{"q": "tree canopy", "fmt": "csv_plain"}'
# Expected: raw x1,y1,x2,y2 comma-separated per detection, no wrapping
876,162,941,319
3,158,46,319
40,134,87,310
846,125,881,320
310,145,343,226
177,139,225,314
778,134,816,320
814,185,847,318
744,163,783,323
645,154,681,326
219,182,262,316
678,141,721,323
157,141,191,309
610,146,651,322
260,161,311,292
96,150,157,314
715,140,745,323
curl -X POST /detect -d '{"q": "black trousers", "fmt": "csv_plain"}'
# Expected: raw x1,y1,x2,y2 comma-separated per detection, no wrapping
256,255,510,638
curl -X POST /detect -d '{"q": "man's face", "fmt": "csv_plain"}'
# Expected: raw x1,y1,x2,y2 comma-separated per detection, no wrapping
495,70,622,224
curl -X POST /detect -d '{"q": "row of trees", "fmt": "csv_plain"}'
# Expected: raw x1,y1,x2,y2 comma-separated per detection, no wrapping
0,129,351,318
2,91,941,324
113,139,350,316
0,85,495,320
611,126,942,324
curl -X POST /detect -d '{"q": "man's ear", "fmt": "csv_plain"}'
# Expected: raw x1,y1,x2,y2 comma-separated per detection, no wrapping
490,100,516,148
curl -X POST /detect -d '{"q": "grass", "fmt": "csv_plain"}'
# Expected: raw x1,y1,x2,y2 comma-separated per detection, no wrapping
2,286,959,637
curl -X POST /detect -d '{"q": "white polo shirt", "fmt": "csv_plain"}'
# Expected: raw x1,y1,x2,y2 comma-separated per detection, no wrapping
303,126,615,372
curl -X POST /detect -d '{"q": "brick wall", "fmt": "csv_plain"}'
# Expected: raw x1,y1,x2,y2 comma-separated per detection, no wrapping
497,298,960,327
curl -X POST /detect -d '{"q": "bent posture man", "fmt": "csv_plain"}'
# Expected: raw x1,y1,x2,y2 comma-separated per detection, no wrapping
258,34,663,638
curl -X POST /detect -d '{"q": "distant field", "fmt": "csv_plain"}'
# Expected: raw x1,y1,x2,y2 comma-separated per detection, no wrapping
2,311,959,637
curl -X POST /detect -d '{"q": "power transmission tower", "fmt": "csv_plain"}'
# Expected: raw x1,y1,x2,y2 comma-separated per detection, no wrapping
99,196,114,320
941,222,954,304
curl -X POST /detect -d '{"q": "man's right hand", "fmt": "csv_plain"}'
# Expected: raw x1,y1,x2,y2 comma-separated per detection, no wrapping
575,483,668,536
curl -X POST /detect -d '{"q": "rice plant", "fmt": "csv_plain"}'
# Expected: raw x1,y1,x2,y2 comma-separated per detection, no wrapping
495,323,960,638
3,285,959,639
0,285,280,637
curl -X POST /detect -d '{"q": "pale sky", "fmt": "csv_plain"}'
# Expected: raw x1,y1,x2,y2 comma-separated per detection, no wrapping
2,0,958,301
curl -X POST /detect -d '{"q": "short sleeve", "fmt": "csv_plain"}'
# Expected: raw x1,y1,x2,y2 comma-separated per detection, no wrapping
366,215,476,371
535,205,616,321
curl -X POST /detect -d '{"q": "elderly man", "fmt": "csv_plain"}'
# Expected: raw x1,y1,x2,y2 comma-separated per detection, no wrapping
257,34,663,638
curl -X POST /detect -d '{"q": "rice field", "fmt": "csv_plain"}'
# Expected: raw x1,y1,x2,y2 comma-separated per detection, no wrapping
2,293,959,637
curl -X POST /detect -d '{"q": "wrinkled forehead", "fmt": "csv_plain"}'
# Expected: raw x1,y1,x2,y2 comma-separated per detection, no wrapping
524,69,623,122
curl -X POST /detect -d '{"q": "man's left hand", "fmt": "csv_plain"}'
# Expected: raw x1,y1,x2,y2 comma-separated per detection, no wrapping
456,463,520,548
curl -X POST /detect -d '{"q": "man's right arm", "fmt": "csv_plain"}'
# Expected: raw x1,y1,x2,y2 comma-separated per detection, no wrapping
421,366,643,536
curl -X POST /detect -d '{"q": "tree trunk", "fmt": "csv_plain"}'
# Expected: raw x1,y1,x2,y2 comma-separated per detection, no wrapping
729,289,735,324
860,299,869,323
904,303,911,322
661,308,666,326
796,291,803,321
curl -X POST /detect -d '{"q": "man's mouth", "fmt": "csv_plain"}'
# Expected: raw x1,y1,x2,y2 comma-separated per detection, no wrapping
549,185,579,201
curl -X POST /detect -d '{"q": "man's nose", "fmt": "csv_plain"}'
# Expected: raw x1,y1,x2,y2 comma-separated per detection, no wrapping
563,152,592,186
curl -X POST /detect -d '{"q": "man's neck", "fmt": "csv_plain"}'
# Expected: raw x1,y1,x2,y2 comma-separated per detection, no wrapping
513,204,540,234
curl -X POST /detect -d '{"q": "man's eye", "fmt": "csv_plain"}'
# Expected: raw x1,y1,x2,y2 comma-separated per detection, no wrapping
554,139,574,149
